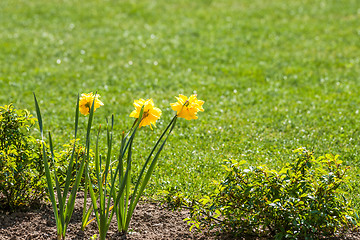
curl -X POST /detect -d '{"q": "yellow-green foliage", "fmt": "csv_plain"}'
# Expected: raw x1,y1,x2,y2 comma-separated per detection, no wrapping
55,139,95,188
188,149,357,239
0,104,46,210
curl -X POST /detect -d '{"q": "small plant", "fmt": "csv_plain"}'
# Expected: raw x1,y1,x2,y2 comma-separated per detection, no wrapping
112,98,175,234
0,104,46,211
34,93,94,240
34,92,204,239
85,95,204,240
187,148,356,239
158,187,191,210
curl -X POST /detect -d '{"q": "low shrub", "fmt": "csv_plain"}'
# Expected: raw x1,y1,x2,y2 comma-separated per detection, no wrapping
0,104,46,210
187,148,357,239
55,139,95,189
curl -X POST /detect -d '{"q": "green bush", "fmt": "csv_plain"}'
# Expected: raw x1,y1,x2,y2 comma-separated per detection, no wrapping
55,139,95,189
187,148,357,239
0,104,46,210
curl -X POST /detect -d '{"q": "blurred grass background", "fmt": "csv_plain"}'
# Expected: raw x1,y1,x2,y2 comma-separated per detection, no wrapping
1,0,360,205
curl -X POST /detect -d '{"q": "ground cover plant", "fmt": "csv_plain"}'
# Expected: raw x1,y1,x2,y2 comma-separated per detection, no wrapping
187,148,357,239
1,0,360,238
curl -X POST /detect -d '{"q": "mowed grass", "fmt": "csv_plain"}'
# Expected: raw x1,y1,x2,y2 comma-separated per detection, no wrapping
1,0,360,206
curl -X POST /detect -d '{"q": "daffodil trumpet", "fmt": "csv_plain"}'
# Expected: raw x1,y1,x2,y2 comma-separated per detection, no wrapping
79,92,104,116
171,94,204,120
129,98,162,130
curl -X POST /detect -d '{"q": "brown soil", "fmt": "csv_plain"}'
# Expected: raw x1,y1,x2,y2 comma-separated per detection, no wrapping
0,195,236,240
0,196,359,240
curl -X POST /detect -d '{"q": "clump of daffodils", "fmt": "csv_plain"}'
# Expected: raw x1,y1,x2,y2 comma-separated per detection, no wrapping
34,91,204,240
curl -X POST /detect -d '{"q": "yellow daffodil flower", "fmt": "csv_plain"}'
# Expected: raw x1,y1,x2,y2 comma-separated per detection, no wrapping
170,94,204,120
129,98,162,129
79,92,104,116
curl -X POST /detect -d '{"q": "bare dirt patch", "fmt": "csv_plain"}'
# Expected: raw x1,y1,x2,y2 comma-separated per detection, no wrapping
0,196,234,240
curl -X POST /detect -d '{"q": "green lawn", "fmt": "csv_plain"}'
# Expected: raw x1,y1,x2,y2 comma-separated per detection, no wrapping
1,0,360,206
